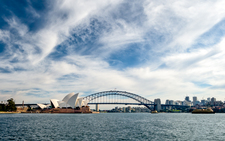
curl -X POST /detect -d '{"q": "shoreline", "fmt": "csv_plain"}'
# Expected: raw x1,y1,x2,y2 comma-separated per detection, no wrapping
0,111,20,114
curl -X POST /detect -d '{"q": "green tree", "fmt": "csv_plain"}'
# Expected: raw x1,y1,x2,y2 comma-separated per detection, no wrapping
0,104,6,111
27,105,32,111
6,98,17,111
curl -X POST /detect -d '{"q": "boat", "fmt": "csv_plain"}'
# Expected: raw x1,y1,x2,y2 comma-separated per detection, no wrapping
192,108,215,114
151,110,158,113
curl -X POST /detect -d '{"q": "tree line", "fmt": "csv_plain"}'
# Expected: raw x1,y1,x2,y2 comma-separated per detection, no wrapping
0,98,17,111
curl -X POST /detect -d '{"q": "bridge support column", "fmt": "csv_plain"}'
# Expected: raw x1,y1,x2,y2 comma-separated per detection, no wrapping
154,99,161,112
96,104,99,112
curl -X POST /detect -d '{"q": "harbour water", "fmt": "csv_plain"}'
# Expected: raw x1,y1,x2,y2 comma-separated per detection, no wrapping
0,113,225,141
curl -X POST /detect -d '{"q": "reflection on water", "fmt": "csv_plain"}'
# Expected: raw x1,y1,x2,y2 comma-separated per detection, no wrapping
0,113,224,140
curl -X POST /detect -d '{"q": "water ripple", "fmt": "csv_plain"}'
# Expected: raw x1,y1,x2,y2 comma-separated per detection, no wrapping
0,113,225,140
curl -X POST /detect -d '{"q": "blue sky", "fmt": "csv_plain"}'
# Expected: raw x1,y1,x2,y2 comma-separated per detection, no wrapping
1,0,225,105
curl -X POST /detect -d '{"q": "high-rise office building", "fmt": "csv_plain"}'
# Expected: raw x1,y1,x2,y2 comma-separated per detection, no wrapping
211,97,216,103
165,100,170,105
207,97,210,102
185,96,190,102
169,100,174,105
193,96,197,106
201,100,206,105
211,97,216,105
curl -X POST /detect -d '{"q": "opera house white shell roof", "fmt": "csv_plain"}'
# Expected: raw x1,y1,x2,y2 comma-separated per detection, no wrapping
50,99,59,108
37,103,50,109
75,98,83,107
63,93,79,108
37,92,89,109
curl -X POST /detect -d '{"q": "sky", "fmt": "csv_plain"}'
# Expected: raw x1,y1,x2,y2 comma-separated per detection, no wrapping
1,0,225,107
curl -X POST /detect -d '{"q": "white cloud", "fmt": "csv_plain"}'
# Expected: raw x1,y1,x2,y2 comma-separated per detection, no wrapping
0,30,10,43
143,0,225,51
5,17,28,37
1,0,225,106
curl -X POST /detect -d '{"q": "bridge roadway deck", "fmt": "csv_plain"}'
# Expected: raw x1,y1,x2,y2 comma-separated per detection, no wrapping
15,104,43,106
15,103,190,108
88,103,155,105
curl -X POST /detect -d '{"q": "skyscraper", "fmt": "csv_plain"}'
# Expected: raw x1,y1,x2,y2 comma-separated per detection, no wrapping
201,100,206,105
165,100,170,105
211,97,216,103
193,96,197,106
185,96,190,102
169,100,174,105
207,97,210,102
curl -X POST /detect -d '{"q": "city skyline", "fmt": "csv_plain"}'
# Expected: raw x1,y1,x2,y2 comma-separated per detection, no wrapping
1,91,223,110
1,1,225,106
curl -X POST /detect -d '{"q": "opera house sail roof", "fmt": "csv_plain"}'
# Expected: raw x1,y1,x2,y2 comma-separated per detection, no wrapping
75,98,83,107
38,92,89,109
50,99,59,108
63,93,79,108
37,103,50,109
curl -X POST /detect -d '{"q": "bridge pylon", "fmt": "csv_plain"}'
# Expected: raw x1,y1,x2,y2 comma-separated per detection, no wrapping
96,104,99,112
154,99,161,112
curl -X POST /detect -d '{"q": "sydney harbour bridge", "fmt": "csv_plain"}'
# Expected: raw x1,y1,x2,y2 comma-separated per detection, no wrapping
83,90,155,111
15,90,190,111
83,90,189,111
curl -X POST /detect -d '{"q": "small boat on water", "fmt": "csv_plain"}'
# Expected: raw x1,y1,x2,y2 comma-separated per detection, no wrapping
151,110,158,113
192,108,215,114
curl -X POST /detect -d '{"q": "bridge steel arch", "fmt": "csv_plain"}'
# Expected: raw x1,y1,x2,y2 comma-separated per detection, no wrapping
83,90,154,109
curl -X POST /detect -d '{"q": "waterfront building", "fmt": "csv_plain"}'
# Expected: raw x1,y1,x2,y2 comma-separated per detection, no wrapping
37,93,88,109
109,106,150,113
183,100,192,106
196,101,200,105
214,101,223,106
50,99,60,108
207,97,210,102
201,100,206,105
37,103,51,109
211,97,216,106
75,97,83,107
169,100,174,105
59,92,79,108
178,101,182,105
123,107,126,112
185,96,190,102
193,96,197,106
128,106,131,113
165,100,170,105
211,97,216,103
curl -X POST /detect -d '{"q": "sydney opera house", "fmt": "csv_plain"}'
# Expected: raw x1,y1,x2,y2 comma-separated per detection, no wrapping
37,93,92,113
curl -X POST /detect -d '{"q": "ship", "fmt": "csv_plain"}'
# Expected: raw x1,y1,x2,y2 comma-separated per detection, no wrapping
192,108,215,114
151,110,158,113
